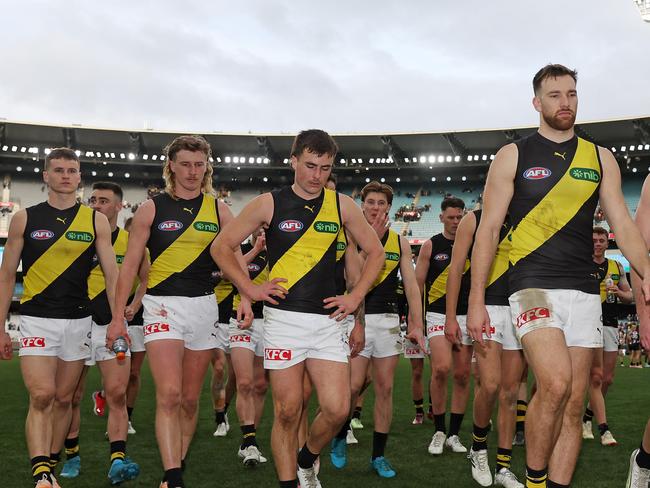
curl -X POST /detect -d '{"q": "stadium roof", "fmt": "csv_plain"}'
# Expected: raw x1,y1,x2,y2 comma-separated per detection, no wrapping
1,116,649,184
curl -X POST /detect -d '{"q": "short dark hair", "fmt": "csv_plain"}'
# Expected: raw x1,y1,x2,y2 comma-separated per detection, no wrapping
290,129,338,159
593,226,608,236
533,64,578,95
45,147,79,170
361,181,394,205
441,196,465,211
92,181,123,201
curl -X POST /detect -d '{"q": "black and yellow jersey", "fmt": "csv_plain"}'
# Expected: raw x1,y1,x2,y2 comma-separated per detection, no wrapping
473,210,511,306
232,248,269,320
147,192,220,297
21,202,96,319
595,258,622,327
509,133,601,295
425,233,470,314
365,229,401,314
215,277,235,324
334,230,348,295
88,227,126,324
265,187,341,314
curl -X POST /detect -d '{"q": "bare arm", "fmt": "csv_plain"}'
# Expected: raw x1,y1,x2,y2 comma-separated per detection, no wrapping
445,212,476,324
414,239,432,296
632,175,650,349
400,236,426,350
125,252,150,320
600,147,650,283
614,261,633,304
0,211,25,358
94,212,118,316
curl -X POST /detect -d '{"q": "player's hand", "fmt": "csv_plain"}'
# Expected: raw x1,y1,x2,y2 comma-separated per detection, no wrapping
106,319,131,350
248,278,288,305
253,232,266,252
406,325,427,352
0,331,13,360
348,321,365,358
467,302,490,346
236,296,254,329
323,293,362,321
370,212,390,240
642,271,650,305
444,317,462,345
124,301,141,322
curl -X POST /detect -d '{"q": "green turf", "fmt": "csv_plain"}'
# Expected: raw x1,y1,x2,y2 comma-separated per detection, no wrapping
0,355,647,487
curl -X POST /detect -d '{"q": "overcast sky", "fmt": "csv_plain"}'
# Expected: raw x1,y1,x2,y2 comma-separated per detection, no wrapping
1,0,649,135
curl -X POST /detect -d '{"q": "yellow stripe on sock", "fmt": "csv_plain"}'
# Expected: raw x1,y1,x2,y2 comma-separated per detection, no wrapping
243,432,256,438
33,464,50,476
472,434,488,442
111,451,125,462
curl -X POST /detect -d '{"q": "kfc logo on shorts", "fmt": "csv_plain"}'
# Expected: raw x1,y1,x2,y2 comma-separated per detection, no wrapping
230,334,251,343
278,220,303,233
523,167,552,180
21,337,45,348
405,346,421,355
158,220,183,232
516,307,550,328
143,322,170,335
427,324,445,335
265,348,292,360
433,253,449,261
30,230,54,240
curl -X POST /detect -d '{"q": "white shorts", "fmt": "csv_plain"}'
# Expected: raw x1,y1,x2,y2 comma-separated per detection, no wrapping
263,307,348,370
509,289,602,348
128,325,145,353
485,305,522,351
425,312,472,346
215,322,231,353
142,294,219,351
404,336,430,359
19,315,91,361
603,327,619,353
86,321,132,366
229,317,264,357
360,313,403,359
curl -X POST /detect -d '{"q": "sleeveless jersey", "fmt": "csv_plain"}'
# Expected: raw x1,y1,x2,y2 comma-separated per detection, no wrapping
509,133,601,294
425,233,470,314
334,230,348,295
473,210,512,306
21,202,96,319
88,227,126,324
365,229,402,314
630,328,640,346
232,249,269,319
147,192,220,297
595,258,622,328
265,187,341,314
215,277,235,323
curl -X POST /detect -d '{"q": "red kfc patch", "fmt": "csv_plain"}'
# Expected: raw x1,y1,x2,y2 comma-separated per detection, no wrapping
516,307,550,328
264,348,292,360
143,322,170,335
230,335,252,343
21,337,45,348
427,324,445,335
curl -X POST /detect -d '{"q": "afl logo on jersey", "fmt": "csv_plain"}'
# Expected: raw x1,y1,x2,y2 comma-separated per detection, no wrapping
279,220,303,232
248,263,261,272
158,220,184,232
30,230,54,240
523,167,552,180
433,253,449,261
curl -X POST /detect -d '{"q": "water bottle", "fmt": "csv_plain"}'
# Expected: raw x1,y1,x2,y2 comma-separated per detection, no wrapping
112,336,128,361
605,276,616,304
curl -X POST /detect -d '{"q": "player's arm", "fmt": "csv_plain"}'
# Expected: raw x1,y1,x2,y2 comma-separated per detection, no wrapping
632,175,650,349
599,148,650,291
446,211,476,344
108,200,153,345
324,194,383,320
467,144,517,337
243,231,265,264
400,236,427,351
344,232,366,357
0,210,26,359
125,252,150,321
95,212,118,315
613,261,633,304
415,239,432,298
212,194,286,304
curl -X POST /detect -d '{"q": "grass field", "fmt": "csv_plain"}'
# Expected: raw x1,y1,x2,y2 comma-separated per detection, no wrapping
0,355,647,487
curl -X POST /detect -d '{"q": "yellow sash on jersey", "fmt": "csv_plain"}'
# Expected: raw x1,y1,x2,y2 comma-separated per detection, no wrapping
269,189,340,291
22,205,95,304
234,265,270,309
369,230,400,291
427,259,470,305
214,278,234,303
336,230,347,262
487,229,512,287
599,258,621,303
87,228,131,300
510,138,600,266
148,194,219,289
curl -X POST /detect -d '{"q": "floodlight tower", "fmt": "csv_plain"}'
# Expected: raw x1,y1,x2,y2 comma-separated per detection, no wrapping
634,0,650,22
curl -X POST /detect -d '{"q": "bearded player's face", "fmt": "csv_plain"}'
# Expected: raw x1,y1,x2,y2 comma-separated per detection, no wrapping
534,75,578,131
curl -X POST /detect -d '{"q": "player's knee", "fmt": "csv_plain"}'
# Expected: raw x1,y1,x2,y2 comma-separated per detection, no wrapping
274,400,302,426
253,377,268,397
181,396,199,416
453,368,470,388
321,400,350,425
30,388,56,411
105,384,127,407
498,382,518,408
432,364,450,383
602,373,613,389
236,376,254,396
374,380,393,400
128,370,140,386
480,376,500,399
590,368,603,389
539,375,571,403
157,386,182,412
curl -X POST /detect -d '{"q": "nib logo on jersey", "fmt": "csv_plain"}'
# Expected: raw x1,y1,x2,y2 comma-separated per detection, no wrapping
279,220,303,232
523,167,552,180
313,221,339,234
264,348,292,360
516,307,551,328
21,337,45,348
143,322,170,335
158,220,184,232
